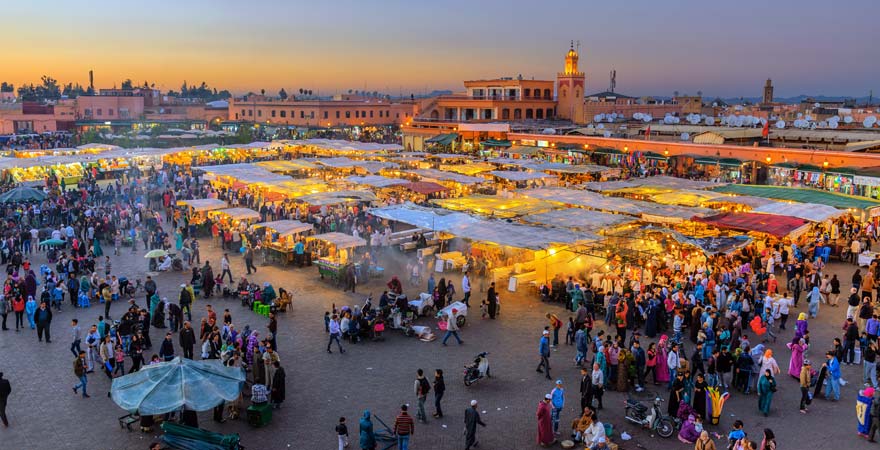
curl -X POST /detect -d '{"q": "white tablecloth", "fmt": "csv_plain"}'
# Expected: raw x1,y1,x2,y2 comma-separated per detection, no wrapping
859,252,879,267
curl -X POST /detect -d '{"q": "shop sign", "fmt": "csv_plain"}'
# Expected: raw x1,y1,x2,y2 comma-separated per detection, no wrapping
855,175,880,187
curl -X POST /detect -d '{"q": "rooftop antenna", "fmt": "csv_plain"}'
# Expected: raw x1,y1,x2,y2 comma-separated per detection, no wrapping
576,40,580,54
609,69,617,93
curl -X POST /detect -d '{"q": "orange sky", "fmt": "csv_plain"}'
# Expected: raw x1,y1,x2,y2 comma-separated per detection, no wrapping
3,0,877,98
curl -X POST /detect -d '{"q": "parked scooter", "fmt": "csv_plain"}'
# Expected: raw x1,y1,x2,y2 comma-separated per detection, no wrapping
463,352,490,386
623,396,675,438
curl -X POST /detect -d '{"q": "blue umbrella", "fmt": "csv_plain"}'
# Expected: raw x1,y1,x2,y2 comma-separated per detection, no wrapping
111,357,245,415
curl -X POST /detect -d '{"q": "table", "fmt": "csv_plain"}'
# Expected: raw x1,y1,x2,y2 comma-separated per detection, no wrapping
858,251,879,267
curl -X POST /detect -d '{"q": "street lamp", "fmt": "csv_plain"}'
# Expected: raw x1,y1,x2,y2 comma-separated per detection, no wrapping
765,156,771,164
823,160,829,168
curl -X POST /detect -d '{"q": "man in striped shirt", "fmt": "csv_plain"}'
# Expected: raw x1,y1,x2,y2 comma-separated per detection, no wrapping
394,404,415,450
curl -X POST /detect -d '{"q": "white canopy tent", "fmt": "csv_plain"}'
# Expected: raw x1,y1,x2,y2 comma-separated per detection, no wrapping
252,220,314,236
523,208,638,231
216,208,260,221
179,198,228,212
751,202,844,222
311,232,367,249
344,175,408,189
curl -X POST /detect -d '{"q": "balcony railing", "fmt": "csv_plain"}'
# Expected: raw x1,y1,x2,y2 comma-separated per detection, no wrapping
436,94,554,102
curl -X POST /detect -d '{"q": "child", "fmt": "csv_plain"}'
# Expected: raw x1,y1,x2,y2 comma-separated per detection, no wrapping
114,231,122,256
114,344,126,376
324,311,331,333
480,300,488,319
727,419,746,450
335,416,349,449
565,317,575,345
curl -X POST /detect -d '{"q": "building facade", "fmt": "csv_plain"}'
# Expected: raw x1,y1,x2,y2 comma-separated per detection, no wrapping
226,96,417,127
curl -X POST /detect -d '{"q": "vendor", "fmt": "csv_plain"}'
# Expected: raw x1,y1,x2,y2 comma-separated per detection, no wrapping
387,276,403,295
262,282,277,305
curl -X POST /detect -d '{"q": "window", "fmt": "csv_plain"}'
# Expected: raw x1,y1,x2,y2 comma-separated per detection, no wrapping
336,111,340,119
84,108,92,117
248,110,252,116
396,113,399,118
280,111,286,118
501,109,510,120
300,111,305,118
323,111,328,119
546,108,554,119
543,89,551,99
241,109,246,117
257,110,262,117
108,108,114,116
354,111,359,118
524,88,531,98
96,108,102,116
369,110,373,118
235,113,239,119
310,111,314,119
525,109,533,119
271,110,276,118
536,109,544,119
345,111,351,118
361,111,366,118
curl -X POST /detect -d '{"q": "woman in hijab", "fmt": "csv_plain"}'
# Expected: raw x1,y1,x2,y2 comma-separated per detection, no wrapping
757,369,777,416
694,430,716,450
656,335,671,384
359,410,376,450
786,338,808,379
760,349,780,376
795,312,809,340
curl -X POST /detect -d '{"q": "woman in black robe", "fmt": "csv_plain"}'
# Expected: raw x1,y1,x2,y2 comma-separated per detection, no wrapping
271,361,286,408
645,301,659,338
487,282,498,319
692,372,708,420
437,278,447,310
669,372,685,417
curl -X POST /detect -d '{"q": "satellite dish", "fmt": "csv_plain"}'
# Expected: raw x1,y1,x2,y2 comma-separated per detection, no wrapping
813,102,820,108
829,121,839,129
735,105,743,111
810,122,817,130
819,121,828,128
796,113,804,119
805,114,813,121
829,115,840,123
642,115,652,123
594,114,604,122
705,117,714,126
603,131,612,138
672,117,680,124
633,112,643,120
844,115,854,124
607,116,614,123
681,132,690,141
611,113,618,119
866,116,878,127
597,123,605,129
776,120,786,129
664,116,674,124
712,102,718,107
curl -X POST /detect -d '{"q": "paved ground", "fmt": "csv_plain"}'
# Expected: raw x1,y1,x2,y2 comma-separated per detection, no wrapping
0,238,875,450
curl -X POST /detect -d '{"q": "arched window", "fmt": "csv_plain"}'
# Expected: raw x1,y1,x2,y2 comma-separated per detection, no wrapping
560,88,567,99
546,108,554,119
501,109,510,120
536,109,544,119
543,89,551,99
514,109,522,120
523,88,531,98
525,109,534,119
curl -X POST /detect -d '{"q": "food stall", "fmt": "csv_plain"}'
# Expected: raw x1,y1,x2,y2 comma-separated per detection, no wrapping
208,208,262,236
308,232,367,284
431,194,560,219
177,198,228,231
252,220,314,265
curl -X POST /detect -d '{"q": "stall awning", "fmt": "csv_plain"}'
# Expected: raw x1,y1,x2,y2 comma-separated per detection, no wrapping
311,232,366,249
751,202,844,222
408,169,487,185
711,184,880,210
488,171,557,182
583,175,726,192
439,162,496,175
693,157,744,167
402,181,449,195
178,198,228,212
215,208,260,221
431,194,560,219
298,190,378,206
481,139,512,148
523,208,637,231
642,151,668,160
425,133,459,145
504,145,541,156
256,160,319,172
344,175,408,189
592,148,623,155
694,212,810,237
252,220,313,236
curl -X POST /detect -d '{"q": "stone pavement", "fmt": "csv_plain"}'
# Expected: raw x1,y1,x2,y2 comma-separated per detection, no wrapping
0,240,876,450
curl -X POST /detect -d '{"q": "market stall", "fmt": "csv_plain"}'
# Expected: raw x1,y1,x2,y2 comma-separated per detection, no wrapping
693,212,810,239
252,219,314,265
177,198,229,229
308,232,367,284
487,170,558,190
522,208,637,232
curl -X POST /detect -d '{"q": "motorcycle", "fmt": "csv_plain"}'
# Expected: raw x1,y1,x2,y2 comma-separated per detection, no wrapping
463,352,490,386
623,397,675,438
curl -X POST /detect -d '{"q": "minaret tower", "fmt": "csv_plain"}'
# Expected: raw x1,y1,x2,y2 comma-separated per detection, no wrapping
556,41,585,123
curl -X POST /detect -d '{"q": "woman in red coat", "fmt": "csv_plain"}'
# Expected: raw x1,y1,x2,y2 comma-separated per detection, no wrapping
536,394,556,446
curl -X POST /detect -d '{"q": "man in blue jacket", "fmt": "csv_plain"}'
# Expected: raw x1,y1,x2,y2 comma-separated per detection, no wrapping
536,330,551,380
824,350,842,401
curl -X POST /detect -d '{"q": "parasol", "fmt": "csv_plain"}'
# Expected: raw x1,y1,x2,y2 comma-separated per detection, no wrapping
111,357,245,415
0,186,47,203
144,249,168,259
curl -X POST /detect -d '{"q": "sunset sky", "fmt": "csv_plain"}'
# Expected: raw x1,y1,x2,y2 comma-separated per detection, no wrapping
4,0,877,98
